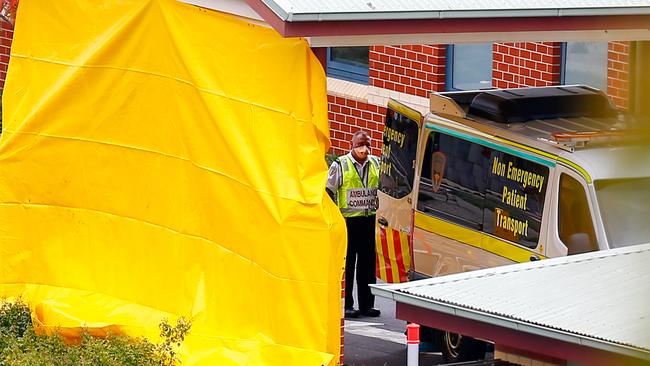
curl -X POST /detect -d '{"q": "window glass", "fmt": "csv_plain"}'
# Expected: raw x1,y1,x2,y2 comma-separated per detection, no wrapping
595,177,650,248
484,151,549,248
558,174,598,254
379,108,419,199
563,42,607,91
448,43,493,91
417,132,490,230
327,47,369,84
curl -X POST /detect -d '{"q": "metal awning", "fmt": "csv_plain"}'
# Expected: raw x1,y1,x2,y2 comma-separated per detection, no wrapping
181,0,650,45
372,244,650,365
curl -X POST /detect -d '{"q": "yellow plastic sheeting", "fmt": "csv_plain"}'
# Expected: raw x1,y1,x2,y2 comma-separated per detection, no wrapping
0,0,346,365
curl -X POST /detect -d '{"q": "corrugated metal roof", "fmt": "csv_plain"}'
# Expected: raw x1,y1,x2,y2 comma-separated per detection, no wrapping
262,0,650,21
372,244,650,360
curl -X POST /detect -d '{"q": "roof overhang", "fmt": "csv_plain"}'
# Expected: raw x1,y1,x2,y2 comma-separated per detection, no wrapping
185,0,650,45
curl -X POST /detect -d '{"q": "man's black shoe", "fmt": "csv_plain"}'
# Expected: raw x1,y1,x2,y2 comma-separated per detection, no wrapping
361,308,381,317
344,308,360,318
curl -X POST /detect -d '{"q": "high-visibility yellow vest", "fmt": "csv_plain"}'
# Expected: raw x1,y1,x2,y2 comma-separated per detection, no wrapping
336,155,380,217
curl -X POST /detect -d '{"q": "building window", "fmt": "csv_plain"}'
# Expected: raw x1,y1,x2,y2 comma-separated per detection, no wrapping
446,43,493,91
326,47,369,84
561,42,608,92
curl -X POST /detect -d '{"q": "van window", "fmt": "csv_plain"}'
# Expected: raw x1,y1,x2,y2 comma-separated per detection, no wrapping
417,132,490,230
595,177,650,248
379,109,419,199
558,173,598,254
417,131,550,248
483,150,549,248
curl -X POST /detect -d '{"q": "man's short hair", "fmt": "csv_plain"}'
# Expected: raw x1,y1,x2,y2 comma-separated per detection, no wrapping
352,130,369,141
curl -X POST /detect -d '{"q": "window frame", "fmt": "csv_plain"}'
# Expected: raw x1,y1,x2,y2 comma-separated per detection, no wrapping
326,47,369,84
445,44,494,91
560,41,608,91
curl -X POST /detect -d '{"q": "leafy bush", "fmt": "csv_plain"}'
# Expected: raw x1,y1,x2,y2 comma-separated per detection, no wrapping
325,153,338,167
0,300,191,366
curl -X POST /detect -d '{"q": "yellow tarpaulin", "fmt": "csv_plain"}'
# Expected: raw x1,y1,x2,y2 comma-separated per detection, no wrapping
0,0,346,365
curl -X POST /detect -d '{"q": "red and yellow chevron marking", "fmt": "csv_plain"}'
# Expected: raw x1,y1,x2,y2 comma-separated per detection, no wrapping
376,226,411,283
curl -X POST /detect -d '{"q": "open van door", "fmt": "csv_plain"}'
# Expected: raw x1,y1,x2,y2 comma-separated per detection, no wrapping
375,99,423,283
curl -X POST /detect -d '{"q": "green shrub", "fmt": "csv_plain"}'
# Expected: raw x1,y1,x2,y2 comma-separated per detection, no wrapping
325,153,338,167
0,300,191,366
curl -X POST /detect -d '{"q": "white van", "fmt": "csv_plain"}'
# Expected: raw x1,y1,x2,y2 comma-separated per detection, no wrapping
374,85,650,362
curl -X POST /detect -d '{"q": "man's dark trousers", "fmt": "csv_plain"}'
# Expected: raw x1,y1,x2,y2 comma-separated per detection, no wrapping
344,215,376,311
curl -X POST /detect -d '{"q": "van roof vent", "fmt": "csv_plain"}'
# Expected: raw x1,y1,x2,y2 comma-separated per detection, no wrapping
468,85,617,124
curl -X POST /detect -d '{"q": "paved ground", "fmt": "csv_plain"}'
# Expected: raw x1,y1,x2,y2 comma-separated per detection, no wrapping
342,284,445,366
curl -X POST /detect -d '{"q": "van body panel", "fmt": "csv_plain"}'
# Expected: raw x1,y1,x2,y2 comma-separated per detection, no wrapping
413,226,513,278
414,212,543,273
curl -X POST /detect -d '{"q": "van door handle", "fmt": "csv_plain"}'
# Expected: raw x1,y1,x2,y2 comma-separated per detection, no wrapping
378,217,389,227
530,255,540,261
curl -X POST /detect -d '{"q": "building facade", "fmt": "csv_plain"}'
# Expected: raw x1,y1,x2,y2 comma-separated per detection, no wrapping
325,42,631,156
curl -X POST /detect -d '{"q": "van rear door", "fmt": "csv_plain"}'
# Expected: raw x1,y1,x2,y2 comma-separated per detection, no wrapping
376,99,423,283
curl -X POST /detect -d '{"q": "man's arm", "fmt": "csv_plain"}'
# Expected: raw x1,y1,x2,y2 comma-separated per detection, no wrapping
326,159,341,204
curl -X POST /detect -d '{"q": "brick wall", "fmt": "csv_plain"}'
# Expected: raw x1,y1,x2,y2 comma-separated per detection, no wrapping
1,20,13,89
327,94,386,156
607,41,630,109
369,45,446,98
492,42,562,88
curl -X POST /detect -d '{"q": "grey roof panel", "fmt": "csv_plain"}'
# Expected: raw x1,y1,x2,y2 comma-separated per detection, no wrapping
372,244,650,358
263,0,650,21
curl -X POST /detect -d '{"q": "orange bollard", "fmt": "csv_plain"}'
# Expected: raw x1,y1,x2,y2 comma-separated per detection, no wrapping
406,323,420,366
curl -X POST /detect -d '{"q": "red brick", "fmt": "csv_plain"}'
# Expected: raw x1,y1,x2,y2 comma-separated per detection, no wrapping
412,45,423,53
386,47,396,56
395,48,406,58
496,62,509,72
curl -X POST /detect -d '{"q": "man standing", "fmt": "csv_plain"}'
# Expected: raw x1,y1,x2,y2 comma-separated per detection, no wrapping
327,131,381,318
